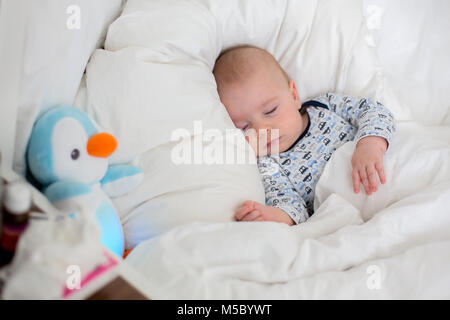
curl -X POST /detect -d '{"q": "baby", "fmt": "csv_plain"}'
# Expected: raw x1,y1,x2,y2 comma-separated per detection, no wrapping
213,46,397,225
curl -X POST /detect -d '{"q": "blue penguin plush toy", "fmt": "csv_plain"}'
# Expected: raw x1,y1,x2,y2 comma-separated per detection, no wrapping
26,106,143,257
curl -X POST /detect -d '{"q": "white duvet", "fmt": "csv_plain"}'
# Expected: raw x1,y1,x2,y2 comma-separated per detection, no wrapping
78,0,450,299
125,123,450,299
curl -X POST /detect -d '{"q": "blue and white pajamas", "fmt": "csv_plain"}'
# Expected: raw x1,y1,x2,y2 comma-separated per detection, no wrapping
257,93,397,224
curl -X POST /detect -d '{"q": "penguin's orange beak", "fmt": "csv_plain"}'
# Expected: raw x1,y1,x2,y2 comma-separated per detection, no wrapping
87,133,117,158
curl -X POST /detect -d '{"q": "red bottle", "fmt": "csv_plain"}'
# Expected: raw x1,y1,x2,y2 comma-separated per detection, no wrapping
0,181,31,267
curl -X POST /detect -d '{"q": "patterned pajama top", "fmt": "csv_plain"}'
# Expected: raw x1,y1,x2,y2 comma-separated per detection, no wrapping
257,93,397,224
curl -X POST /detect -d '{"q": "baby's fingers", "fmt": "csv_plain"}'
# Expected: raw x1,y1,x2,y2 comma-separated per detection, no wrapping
235,201,256,220
366,165,378,193
241,210,262,222
375,161,386,184
359,168,371,195
352,169,361,194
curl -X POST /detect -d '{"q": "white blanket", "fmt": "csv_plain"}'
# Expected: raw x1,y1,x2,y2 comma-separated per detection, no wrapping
126,123,450,299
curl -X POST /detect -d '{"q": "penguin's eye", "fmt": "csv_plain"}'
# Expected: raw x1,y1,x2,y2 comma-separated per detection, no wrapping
71,149,80,160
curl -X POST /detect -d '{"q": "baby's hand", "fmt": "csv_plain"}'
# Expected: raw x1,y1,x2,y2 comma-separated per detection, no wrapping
234,200,295,226
351,136,388,195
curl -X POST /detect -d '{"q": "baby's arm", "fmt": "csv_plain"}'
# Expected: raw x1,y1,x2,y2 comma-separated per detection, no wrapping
310,93,397,194
312,93,396,146
235,157,309,225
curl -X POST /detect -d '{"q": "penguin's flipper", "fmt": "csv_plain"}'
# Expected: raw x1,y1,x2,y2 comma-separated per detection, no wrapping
44,180,93,214
101,164,143,198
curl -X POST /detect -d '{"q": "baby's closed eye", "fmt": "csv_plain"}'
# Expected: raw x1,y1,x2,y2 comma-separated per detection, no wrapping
240,124,250,131
264,106,278,115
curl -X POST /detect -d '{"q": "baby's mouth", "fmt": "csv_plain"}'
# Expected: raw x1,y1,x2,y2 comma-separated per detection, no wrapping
266,136,282,153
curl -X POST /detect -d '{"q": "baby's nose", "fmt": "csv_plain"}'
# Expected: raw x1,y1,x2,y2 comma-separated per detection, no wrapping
256,123,272,133
260,126,275,137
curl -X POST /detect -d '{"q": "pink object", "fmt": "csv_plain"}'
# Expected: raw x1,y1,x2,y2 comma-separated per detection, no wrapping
62,251,118,298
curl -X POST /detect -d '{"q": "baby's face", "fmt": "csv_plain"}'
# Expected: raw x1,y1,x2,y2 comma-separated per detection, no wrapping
218,68,307,156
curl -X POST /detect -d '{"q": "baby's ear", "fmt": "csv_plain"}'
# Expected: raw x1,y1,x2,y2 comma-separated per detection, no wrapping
289,80,301,106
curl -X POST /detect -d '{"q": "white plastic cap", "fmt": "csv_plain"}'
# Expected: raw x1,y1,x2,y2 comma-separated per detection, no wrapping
2,181,32,215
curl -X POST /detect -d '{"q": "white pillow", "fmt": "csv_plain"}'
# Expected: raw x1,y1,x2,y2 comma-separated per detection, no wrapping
201,0,411,119
12,0,123,176
363,0,450,126
81,0,393,249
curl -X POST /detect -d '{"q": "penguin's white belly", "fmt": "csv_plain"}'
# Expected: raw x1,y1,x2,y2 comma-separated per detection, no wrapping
54,183,124,257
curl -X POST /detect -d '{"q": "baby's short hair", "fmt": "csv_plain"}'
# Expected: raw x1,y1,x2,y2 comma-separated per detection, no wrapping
213,45,290,88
